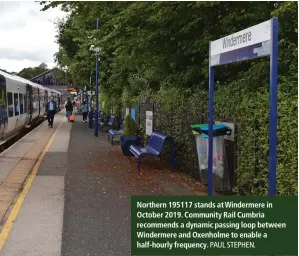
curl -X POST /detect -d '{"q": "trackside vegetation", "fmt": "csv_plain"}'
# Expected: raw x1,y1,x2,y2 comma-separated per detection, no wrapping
41,1,298,195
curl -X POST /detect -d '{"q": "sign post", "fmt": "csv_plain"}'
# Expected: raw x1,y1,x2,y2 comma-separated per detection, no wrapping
208,18,278,196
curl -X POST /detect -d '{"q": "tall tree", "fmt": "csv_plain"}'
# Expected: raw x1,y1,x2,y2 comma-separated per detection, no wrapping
40,1,298,195
17,62,49,79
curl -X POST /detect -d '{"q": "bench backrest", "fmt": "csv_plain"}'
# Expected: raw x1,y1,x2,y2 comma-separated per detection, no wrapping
92,111,102,118
147,132,168,154
108,115,115,125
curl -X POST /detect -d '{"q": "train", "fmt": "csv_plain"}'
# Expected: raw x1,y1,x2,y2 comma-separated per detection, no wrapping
0,70,62,144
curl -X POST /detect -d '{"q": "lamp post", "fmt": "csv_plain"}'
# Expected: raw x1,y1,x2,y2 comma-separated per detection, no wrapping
89,19,100,137
88,70,93,129
95,49,99,137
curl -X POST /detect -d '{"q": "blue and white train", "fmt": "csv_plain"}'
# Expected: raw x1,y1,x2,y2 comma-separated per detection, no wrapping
0,70,62,143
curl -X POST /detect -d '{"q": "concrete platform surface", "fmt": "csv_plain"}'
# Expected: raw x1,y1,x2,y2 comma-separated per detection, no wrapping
0,112,208,256
0,114,63,224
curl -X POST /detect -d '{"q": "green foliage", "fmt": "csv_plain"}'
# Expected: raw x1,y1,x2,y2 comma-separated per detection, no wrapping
123,114,136,136
113,102,121,116
41,1,298,195
111,96,122,128
122,87,134,108
136,125,148,147
17,63,49,79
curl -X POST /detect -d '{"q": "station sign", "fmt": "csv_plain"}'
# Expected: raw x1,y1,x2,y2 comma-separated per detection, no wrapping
210,20,271,66
208,18,278,196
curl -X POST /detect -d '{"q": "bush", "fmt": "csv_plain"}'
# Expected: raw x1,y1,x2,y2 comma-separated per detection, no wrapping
123,114,136,136
153,61,297,195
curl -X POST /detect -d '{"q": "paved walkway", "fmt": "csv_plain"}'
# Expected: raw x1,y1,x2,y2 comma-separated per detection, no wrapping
0,112,209,255
0,117,57,223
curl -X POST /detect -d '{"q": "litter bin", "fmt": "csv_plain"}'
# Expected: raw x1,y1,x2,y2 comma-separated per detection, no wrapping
191,123,232,192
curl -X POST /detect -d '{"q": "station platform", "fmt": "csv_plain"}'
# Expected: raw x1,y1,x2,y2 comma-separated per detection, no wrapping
0,111,209,255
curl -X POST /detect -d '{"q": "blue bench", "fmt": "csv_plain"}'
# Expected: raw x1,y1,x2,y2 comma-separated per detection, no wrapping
92,111,103,125
99,115,115,133
129,132,175,172
107,120,125,145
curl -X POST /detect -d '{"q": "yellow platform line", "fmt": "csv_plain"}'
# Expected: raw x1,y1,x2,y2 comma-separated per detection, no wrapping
0,118,64,251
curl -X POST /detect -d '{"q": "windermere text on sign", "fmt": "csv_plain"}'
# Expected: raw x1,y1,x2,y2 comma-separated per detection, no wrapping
222,31,252,49
210,20,271,56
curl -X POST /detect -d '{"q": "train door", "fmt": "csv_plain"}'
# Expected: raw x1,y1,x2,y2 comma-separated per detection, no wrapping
0,75,7,139
16,92,26,129
45,90,48,103
26,85,33,122
5,92,16,134
58,95,61,111
45,90,48,115
24,88,29,124
32,86,39,120
13,93,20,129
38,88,41,117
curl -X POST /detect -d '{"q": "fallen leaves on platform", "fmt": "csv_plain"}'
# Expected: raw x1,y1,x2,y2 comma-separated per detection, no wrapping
77,144,209,196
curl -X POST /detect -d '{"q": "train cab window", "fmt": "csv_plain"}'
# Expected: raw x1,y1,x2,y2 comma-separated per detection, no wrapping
0,86,6,110
19,93,24,114
7,92,13,117
14,93,19,116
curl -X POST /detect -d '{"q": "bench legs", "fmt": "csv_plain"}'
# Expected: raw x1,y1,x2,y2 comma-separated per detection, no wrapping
129,155,141,172
100,124,112,133
107,134,115,145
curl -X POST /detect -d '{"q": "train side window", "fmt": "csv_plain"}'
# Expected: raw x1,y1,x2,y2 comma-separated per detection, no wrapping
7,92,13,117
14,93,19,116
19,93,24,114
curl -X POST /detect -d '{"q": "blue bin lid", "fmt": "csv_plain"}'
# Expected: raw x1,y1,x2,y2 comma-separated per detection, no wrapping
191,123,231,137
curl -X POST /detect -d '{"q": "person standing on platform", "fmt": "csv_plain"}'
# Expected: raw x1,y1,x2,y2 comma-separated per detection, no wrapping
72,99,77,114
81,100,88,123
65,97,73,121
76,98,81,114
46,97,57,128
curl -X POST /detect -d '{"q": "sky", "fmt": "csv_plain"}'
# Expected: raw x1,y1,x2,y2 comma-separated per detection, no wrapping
0,1,67,73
